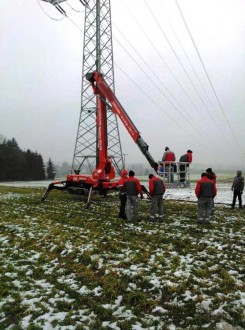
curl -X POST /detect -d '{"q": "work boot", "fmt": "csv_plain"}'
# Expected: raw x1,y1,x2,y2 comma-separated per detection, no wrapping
118,215,127,220
158,216,164,223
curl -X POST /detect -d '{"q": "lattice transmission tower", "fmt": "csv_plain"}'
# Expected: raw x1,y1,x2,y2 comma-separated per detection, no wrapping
71,0,124,174
41,0,124,174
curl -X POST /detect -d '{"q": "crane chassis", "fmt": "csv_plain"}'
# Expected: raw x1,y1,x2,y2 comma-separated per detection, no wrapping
41,71,158,204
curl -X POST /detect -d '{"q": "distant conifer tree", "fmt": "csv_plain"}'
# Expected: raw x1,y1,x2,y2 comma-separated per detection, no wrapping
46,158,56,180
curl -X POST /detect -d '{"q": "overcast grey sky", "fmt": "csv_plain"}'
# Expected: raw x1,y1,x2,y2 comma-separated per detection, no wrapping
1,0,245,169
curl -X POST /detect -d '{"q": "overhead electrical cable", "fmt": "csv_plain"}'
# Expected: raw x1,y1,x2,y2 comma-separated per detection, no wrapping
65,0,226,153
65,1,85,13
36,0,66,21
37,1,227,155
113,32,195,126
158,1,219,115
37,0,84,33
39,1,205,148
120,0,221,135
113,25,196,125
36,0,233,158
175,0,243,153
122,0,235,157
113,24,228,155
115,63,212,150
144,0,232,148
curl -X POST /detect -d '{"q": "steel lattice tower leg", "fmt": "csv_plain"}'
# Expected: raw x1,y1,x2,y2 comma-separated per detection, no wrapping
72,0,124,175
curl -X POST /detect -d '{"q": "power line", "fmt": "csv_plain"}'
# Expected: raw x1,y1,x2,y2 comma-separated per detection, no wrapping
114,63,214,151
120,0,237,157
113,31,193,125
37,0,85,32
36,0,66,21
65,1,85,13
144,0,233,148
116,25,228,156
36,0,228,155
36,0,240,160
175,0,243,153
158,1,219,117
120,0,221,133
113,24,228,154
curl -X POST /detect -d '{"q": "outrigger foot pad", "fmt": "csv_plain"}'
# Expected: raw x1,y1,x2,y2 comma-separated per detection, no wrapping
41,183,54,202
40,181,68,202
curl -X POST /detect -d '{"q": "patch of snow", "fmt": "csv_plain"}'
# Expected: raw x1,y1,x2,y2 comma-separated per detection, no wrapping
78,285,91,295
102,321,120,330
112,306,135,320
93,286,102,296
152,306,168,314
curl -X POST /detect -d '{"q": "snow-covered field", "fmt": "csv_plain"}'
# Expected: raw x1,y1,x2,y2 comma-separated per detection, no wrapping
0,181,234,205
164,184,233,205
0,184,244,329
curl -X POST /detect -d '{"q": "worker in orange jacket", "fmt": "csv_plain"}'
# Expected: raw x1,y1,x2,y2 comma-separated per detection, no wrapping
123,170,143,222
195,173,217,223
162,147,176,183
148,174,166,222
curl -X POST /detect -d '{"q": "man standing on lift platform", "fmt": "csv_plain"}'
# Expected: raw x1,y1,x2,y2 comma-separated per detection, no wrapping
162,147,176,183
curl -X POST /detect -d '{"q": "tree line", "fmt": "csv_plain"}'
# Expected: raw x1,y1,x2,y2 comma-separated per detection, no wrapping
0,137,56,181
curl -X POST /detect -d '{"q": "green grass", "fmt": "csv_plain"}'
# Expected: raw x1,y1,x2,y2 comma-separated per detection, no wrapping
0,186,244,329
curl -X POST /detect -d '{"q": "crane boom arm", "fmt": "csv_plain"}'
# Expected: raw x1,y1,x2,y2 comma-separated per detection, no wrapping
86,71,158,172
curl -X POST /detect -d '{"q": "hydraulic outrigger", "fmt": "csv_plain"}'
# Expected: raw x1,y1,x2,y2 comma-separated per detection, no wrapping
41,71,158,204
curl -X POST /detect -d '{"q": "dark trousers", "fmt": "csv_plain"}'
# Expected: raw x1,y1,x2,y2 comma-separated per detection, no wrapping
197,197,213,222
232,190,242,208
149,195,164,220
119,193,127,218
179,164,186,183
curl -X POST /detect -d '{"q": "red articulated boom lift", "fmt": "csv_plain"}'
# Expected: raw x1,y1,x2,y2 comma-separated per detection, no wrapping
41,71,158,204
